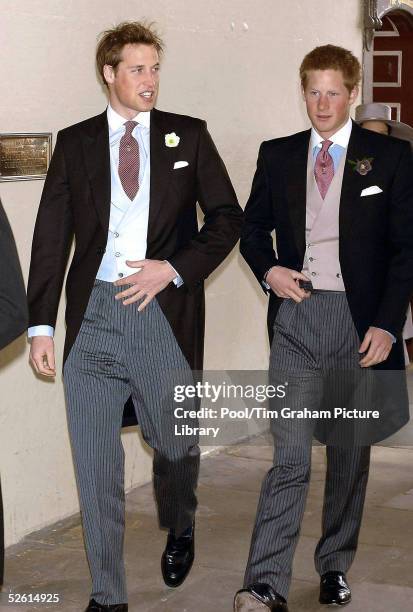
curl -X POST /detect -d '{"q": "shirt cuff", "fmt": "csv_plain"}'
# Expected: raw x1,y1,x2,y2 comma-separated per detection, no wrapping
165,260,184,288
173,276,184,288
28,325,55,338
262,266,276,291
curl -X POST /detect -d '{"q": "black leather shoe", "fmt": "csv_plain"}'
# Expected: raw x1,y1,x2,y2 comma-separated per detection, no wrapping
319,571,351,606
85,600,128,611
234,583,289,611
161,523,194,587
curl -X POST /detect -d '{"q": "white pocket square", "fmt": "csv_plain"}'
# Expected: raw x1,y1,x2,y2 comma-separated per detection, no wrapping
173,161,189,169
361,185,383,197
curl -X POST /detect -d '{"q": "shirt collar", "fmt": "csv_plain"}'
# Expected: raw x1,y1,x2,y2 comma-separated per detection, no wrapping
107,104,150,134
310,116,352,151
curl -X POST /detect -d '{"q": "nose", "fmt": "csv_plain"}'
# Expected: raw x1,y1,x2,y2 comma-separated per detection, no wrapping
318,94,329,111
144,71,156,88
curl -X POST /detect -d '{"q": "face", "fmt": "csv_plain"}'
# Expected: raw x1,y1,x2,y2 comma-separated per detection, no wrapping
103,43,160,119
302,69,358,139
361,120,389,136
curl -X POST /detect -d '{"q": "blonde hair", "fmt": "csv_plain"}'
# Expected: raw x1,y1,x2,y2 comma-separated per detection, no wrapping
96,21,164,86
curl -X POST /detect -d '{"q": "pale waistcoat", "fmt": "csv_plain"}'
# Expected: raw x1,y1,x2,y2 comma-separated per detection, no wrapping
302,144,347,291
96,148,151,281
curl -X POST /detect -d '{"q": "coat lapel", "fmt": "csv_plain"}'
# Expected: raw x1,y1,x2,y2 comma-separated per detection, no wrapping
339,121,370,240
147,109,174,252
81,110,111,231
285,130,310,259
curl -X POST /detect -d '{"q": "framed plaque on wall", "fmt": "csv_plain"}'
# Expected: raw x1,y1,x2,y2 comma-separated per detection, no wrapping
0,133,52,181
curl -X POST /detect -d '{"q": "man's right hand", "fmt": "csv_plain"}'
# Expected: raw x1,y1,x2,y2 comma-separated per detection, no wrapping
30,336,56,377
266,266,311,303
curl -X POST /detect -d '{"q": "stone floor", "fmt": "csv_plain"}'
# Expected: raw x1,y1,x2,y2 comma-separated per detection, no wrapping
1,439,413,612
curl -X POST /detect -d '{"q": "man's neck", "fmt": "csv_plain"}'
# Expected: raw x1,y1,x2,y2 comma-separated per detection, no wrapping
108,100,141,121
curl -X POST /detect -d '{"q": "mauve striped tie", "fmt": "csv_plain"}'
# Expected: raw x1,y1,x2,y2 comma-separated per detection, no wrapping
314,139,334,199
118,120,139,200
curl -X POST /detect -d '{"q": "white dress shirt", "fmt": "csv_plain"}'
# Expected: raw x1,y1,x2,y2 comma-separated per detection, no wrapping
310,116,352,170
96,105,151,281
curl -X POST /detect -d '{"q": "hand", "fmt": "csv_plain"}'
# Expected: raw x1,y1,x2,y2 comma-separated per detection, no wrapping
113,259,177,311
30,336,56,377
359,326,393,367
266,266,311,303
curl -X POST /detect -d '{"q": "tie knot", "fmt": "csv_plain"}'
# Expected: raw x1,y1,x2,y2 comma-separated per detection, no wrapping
320,139,333,152
124,120,138,136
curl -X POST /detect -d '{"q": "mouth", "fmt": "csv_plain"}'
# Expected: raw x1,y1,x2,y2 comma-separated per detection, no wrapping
139,91,155,101
316,115,332,121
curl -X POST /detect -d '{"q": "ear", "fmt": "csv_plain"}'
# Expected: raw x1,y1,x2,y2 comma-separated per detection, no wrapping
103,64,115,85
349,85,359,105
301,85,306,102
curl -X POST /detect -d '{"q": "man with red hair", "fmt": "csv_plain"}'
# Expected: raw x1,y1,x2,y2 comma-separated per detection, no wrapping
235,45,413,611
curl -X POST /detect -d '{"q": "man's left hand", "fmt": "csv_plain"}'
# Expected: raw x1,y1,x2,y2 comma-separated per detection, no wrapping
114,259,177,311
359,326,393,367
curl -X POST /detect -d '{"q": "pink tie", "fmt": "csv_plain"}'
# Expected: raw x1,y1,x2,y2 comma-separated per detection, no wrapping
118,121,140,200
314,140,334,199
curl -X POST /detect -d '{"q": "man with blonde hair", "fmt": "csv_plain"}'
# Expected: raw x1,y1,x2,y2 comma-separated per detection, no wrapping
28,21,242,611
235,45,413,611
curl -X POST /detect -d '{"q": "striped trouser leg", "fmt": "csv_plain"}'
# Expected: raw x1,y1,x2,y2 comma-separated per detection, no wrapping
64,282,131,605
64,280,199,605
243,443,313,599
314,445,371,574
243,294,372,599
123,294,199,537
314,294,371,575
244,299,322,599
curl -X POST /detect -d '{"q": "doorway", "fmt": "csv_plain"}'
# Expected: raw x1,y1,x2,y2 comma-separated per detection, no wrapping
372,10,413,124
364,1,413,363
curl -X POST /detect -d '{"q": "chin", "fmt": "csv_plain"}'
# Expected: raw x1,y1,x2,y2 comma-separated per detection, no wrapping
315,122,334,135
138,101,155,111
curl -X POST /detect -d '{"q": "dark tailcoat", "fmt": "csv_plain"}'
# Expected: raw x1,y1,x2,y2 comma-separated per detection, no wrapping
0,198,28,585
240,122,413,372
0,200,28,350
28,108,243,424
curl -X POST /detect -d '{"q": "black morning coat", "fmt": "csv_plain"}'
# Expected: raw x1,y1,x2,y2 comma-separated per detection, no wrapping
240,122,413,371
240,122,413,440
0,198,28,586
27,108,243,426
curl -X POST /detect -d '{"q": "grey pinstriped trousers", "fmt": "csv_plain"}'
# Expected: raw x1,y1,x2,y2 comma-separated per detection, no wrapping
244,293,371,599
63,280,199,605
